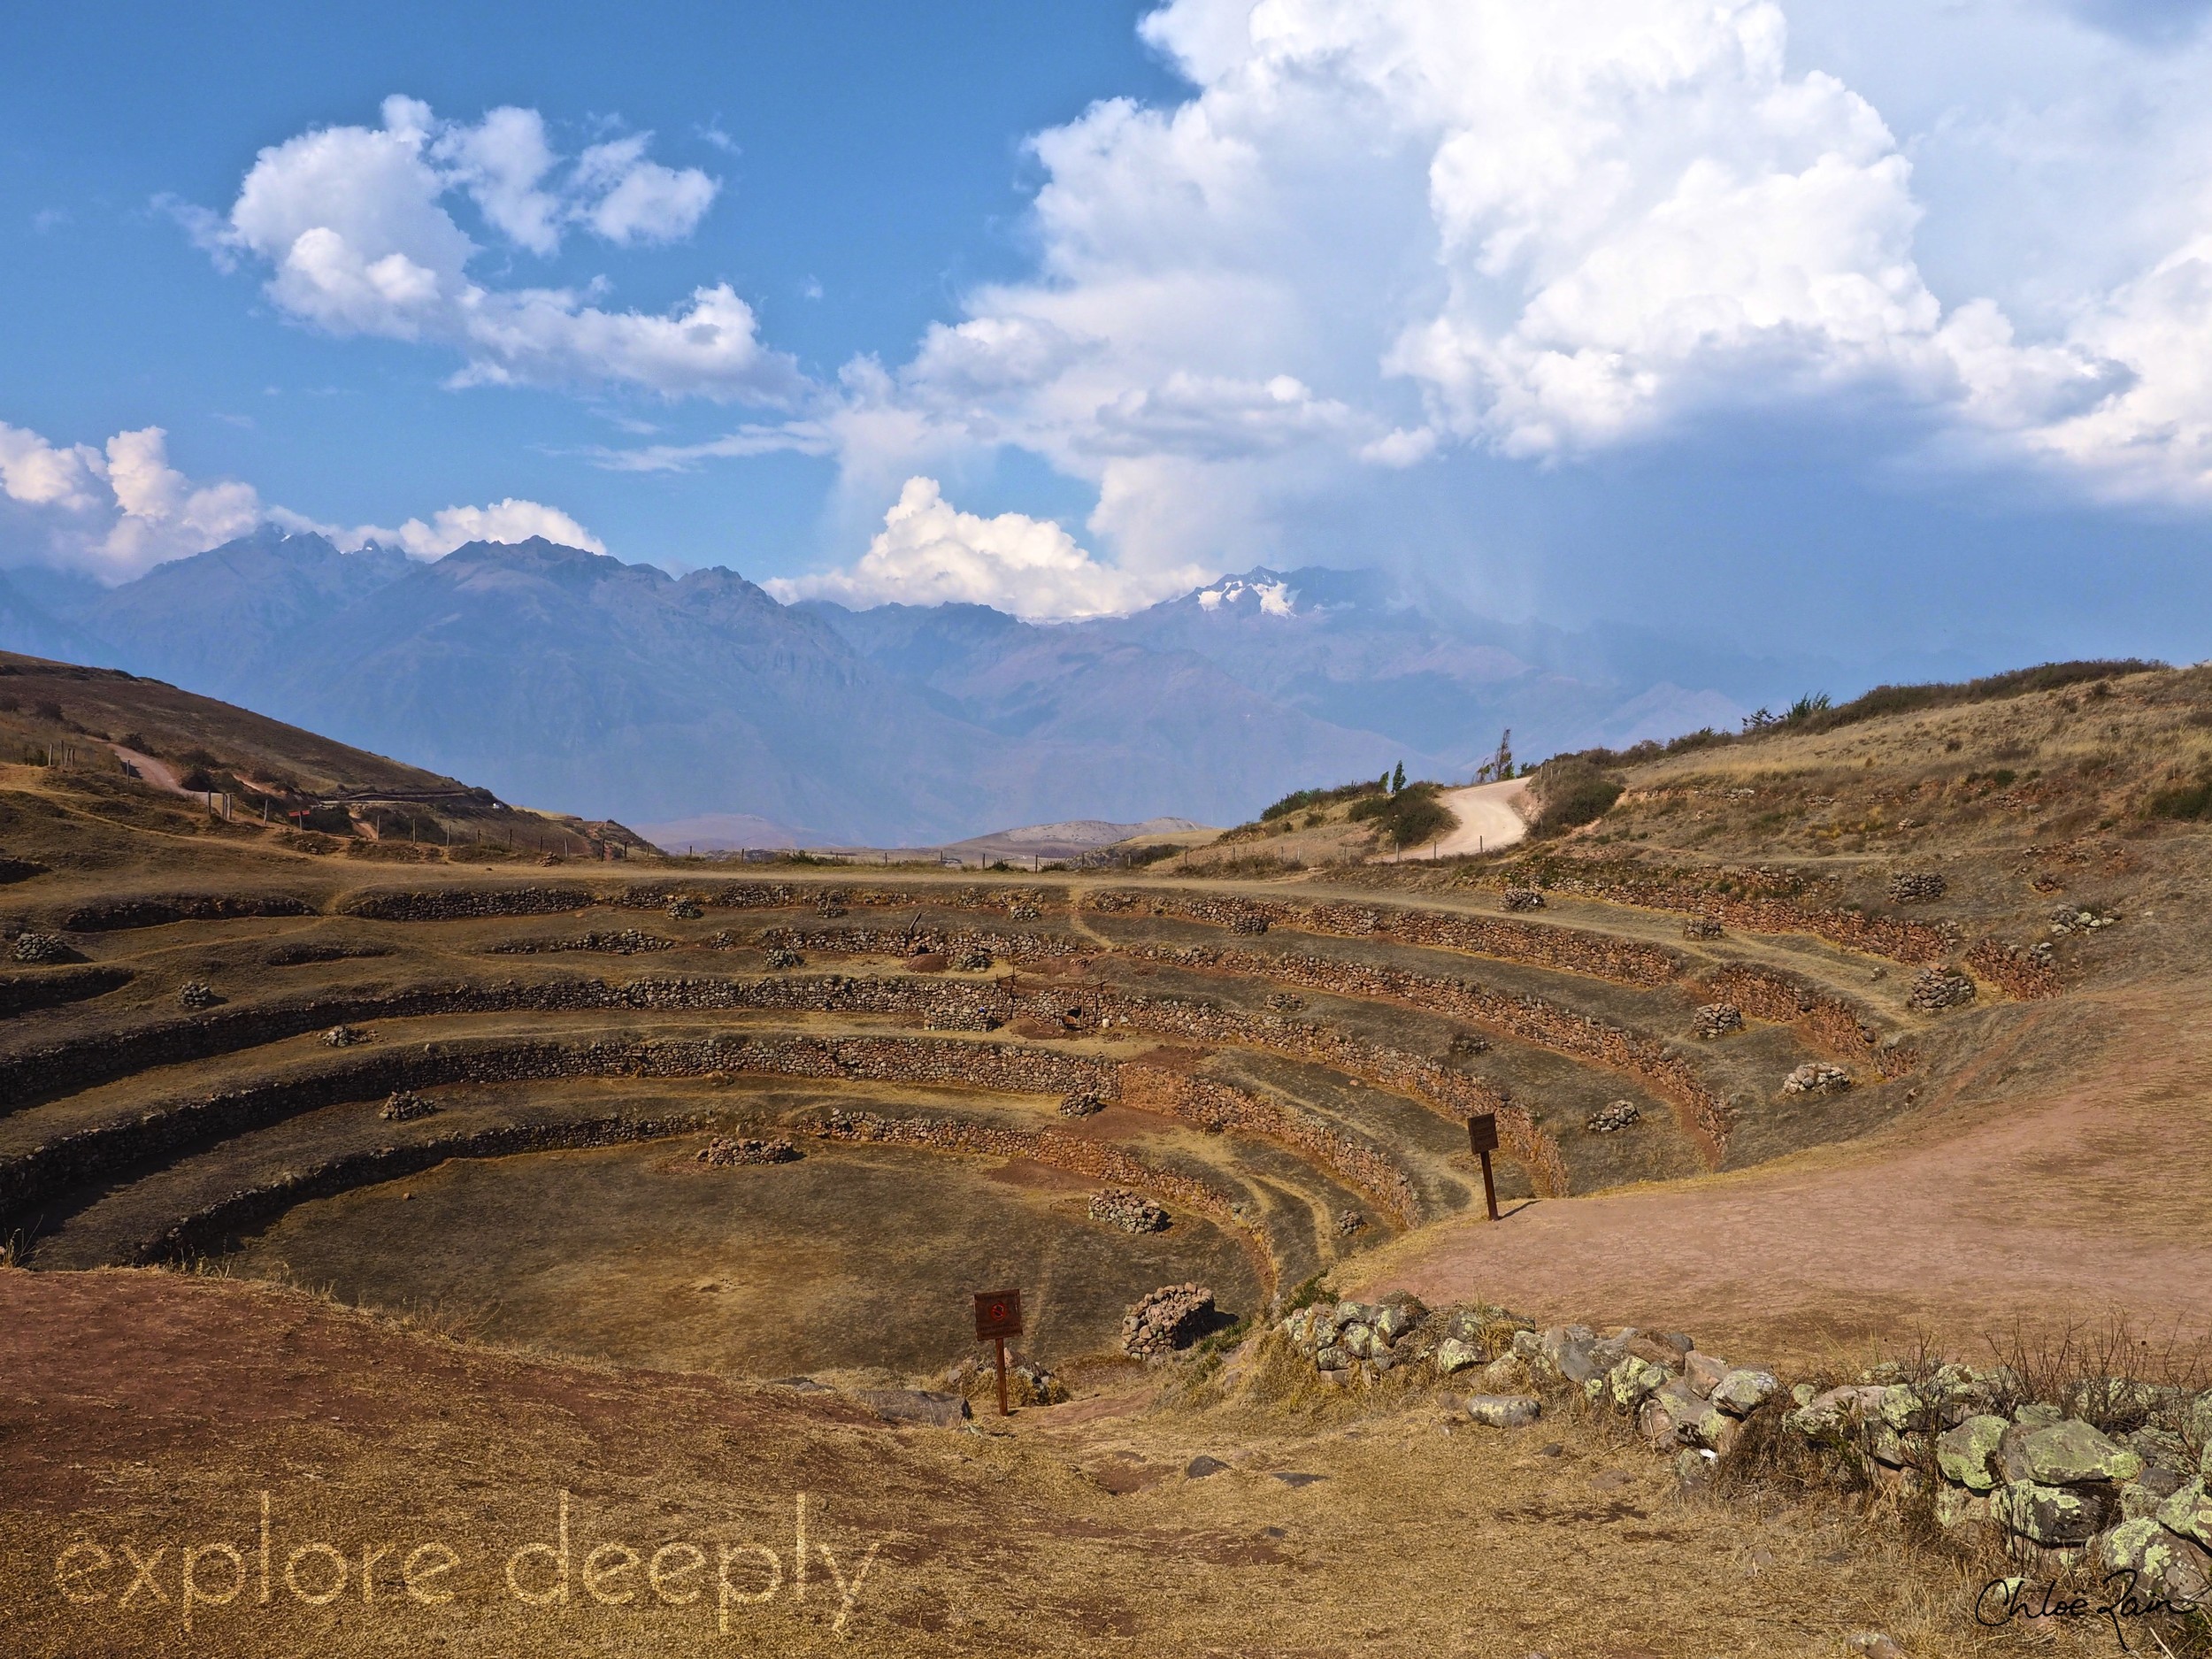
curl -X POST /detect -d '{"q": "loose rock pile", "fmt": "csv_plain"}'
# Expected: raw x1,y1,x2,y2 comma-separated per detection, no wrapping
763,947,803,969
1693,1002,1743,1039
11,933,72,964
697,1136,800,1166
1122,1284,1217,1360
1782,1062,1851,1095
321,1025,366,1048
1447,1030,1489,1058
1500,888,1547,912
1681,917,1724,941
1088,1188,1169,1232
1336,1210,1366,1236
954,948,995,971
1008,903,1041,922
1277,1294,1534,1386
380,1091,438,1123
1059,1091,1105,1118
1265,991,1306,1012
177,980,218,1010
1909,968,1977,1012
2049,905,2120,936
1227,913,1271,935
1586,1100,1641,1134
666,900,704,920
1887,872,1948,903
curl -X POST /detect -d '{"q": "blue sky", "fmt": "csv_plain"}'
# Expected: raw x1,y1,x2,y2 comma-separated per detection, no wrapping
6,0,2212,680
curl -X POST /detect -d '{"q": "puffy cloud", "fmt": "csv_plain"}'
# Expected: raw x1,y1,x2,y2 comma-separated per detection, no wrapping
341,497,608,558
192,96,785,402
600,0,2212,572
764,476,1203,618
0,424,264,579
1,416,607,580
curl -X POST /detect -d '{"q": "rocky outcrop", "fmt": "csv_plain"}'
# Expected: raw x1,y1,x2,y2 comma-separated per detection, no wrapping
1089,1188,1168,1232
1122,1284,1217,1360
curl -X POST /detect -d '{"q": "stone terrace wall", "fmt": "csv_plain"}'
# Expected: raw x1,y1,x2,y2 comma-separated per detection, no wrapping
1695,964,1917,1079
1087,889,1684,987
1126,941,1733,1164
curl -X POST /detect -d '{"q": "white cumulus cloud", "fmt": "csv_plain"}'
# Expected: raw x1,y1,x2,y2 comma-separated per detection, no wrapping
2,415,607,580
764,476,1202,619
186,96,786,403
340,497,608,558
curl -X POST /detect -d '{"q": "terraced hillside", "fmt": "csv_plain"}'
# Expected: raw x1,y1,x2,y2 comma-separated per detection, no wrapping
4,658,2210,1658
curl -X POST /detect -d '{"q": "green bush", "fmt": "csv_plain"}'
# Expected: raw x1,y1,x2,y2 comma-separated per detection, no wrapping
2147,775,2212,820
1529,759,1624,834
1260,779,1386,821
1351,781,1452,848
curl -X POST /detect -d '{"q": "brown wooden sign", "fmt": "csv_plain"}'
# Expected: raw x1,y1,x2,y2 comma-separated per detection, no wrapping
973,1289,1024,1340
1466,1113,1500,1155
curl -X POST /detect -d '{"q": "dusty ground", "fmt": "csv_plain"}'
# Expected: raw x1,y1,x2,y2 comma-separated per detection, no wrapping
7,656,2212,1657
0,1266,2161,1659
1425,779,1532,858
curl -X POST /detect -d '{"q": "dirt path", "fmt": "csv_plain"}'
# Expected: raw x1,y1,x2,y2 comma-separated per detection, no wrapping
1426,779,1531,856
1348,985,2212,1364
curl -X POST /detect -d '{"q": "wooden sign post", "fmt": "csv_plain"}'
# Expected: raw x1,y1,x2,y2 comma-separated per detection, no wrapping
1467,1113,1501,1222
972,1289,1024,1417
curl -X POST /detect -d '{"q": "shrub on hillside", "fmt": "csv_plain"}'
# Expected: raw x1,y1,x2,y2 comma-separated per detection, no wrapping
2146,773,2212,821
1349,781,1452,848
1528,759,1624,835
1261,779,1386,821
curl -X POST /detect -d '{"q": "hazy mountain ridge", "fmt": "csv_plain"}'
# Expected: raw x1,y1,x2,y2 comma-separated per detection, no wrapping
0,533,1749,841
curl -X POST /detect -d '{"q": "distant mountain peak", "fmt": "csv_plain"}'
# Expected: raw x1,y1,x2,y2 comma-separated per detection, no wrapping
1194,571,1299,617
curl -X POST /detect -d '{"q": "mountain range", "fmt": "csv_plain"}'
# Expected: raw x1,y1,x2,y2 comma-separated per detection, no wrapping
0,528,1752,843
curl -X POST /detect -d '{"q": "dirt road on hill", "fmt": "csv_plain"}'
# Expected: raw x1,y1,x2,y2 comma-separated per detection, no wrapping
1352,984,2212,1366
1427,779,1531,856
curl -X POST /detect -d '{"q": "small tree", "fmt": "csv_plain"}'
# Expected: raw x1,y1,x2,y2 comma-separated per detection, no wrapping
1390,761,1405,795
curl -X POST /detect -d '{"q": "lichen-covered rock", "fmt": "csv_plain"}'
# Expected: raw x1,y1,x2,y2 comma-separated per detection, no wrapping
1787,1385,1886,1438
1434,1338,1484,1377
1642,1379,1728,1449
1704,1368,1776,1417
1999,1418,2144,1487
1938,1416,2009,1493
2157,1477,2212,1547
1371,1297,1425,1344
2094,1517,2212,1606
2122,1471,2192,1520
1993,1479,2107,1546
1609,1355,1673,1411
1465,1394,1540,1428
1781,1062,1850,1095
1121,1283,1216,1360
1314,1345,1352,1373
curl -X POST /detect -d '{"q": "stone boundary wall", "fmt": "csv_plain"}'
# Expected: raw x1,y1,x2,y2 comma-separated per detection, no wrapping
1964,938,2063,1001
1,1020,1423,1243
1118,1065,1421,1228
1126,942,1732,1164
1694,964,1918,1079
331,880,1071,925
59,895,316,932
1087,889,1684,987
0,964,132,1018
1091,987,1569,1198
1266,1295,2212,1607
1483,868,1962,972
756,925,1085,960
